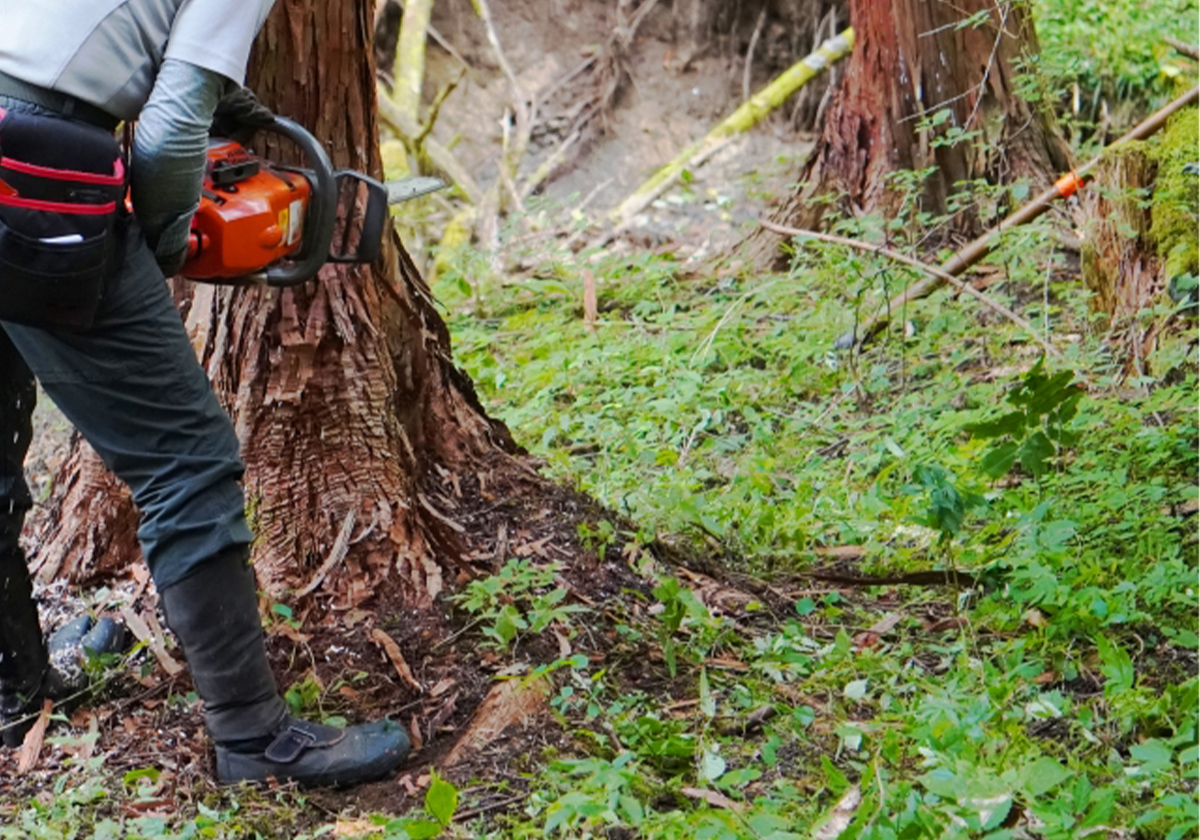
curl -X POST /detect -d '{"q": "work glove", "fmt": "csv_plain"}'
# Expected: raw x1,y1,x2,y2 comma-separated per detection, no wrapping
210,86,276,145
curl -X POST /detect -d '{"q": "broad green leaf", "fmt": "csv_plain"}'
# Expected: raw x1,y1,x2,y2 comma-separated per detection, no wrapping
425,770,458,827
1020,757,1071,797
844,679,869,701
701,747,727,781
1096,635,1134,695
699,668,716,718
980,442,1020,478
1129,739,1174,776
1017,431,1056,478
822,755,850,795
400,819,443,840
964,410,1027,439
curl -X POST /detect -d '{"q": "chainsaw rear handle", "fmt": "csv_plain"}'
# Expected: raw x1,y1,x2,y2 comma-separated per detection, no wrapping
255,116,337,288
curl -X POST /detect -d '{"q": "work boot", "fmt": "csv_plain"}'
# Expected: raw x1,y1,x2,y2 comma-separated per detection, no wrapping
1,548,130,748
159,546,410,787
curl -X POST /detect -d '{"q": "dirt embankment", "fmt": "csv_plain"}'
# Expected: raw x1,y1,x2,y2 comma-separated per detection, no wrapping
388,0,843,257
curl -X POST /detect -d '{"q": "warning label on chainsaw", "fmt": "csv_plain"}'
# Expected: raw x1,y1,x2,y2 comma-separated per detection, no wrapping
288,200,304,246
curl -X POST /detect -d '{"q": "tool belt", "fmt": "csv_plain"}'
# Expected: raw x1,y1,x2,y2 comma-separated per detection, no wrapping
0,97,124,330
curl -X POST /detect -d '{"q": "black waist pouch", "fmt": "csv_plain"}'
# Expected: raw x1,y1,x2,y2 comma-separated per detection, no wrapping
0,107,125,330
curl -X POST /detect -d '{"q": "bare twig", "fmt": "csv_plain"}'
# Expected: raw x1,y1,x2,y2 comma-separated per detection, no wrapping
377,89,484,204
520,130,581,199
121,607,185,676
743,6,768,104
1166,36,1199,61
296,508,357,597
412,71,463,148
761,221,1064,358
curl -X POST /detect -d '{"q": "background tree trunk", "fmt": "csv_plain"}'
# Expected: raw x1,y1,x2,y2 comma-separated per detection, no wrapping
741,0,1071,269
34,0,525,610
1080,108,1198,377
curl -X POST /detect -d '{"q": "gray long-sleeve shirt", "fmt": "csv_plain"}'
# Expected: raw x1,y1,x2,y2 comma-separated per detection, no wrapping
130,59,227,271
0,0,276,270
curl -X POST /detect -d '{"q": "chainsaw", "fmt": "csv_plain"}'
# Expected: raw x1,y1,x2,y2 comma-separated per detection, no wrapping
182,117,444,287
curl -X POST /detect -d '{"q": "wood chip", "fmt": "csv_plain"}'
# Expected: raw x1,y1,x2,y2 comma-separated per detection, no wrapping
430,677,457,698
17,699,52,773
681,786,745,811
854,611,903,650
409,714,424,751
812,545,866,561
332,819,384,836
813,786,862,840
443,677,549,767
371,628,423,692
120,607,184,677
582,269,598,330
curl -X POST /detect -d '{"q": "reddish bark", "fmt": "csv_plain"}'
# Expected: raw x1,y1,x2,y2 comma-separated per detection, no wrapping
34,0,524,609
741,0,1071,268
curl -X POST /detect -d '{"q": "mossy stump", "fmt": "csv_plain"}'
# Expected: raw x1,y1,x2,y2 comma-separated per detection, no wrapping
1081,107,1198,376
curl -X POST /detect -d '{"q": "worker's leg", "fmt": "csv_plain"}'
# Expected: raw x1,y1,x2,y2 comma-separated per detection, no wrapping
1,221,252,591
3,220,407,784
0,328,48,747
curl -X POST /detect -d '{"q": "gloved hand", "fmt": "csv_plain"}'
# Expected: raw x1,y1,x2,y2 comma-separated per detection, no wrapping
210,86,276,145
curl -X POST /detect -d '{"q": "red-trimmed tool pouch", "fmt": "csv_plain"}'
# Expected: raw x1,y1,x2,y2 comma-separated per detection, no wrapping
0,107,124,329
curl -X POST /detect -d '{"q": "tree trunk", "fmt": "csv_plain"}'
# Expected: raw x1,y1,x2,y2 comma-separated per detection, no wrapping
33,0,526,610
741,0,1071,269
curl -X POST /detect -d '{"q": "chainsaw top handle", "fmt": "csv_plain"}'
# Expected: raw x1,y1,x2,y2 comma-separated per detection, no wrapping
256,116,337,288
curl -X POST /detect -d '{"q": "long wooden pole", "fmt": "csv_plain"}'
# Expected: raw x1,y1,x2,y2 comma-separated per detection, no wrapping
829,86,1199,348
609,28,855,229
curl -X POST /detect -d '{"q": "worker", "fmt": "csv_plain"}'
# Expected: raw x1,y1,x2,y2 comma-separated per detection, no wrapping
0,2,410,787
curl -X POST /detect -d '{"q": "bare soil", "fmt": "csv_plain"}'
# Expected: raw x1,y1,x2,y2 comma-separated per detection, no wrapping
420,0,822,258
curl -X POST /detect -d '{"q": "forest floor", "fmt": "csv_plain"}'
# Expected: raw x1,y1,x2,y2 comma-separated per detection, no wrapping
3,1,1199,839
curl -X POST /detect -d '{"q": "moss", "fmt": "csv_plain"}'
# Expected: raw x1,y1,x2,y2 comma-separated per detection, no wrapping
1148,107,1199,278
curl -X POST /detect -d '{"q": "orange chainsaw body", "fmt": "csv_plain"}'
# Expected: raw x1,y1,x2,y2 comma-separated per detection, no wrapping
183,140,312,280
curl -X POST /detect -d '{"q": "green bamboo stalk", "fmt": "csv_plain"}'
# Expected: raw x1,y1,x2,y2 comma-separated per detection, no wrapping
395,0,435,123
608,27,855,227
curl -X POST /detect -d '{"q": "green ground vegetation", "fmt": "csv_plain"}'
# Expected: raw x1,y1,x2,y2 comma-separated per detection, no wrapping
2,4,1197,839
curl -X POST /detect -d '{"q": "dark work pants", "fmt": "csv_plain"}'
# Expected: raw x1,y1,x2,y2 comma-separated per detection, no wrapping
0,183,252,592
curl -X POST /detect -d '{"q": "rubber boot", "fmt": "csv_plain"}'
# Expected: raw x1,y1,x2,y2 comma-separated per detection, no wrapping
0,546,49,748
158,546,410,787
0,548,130,748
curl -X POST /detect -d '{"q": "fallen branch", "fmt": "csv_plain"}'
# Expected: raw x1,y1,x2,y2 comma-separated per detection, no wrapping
1166,36,1199,61
606,28,855,232
121,607,185,677
761,221,1064,359
377,89,484,204
817,86,1199,347
803,569,980,587
394,0,434,122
